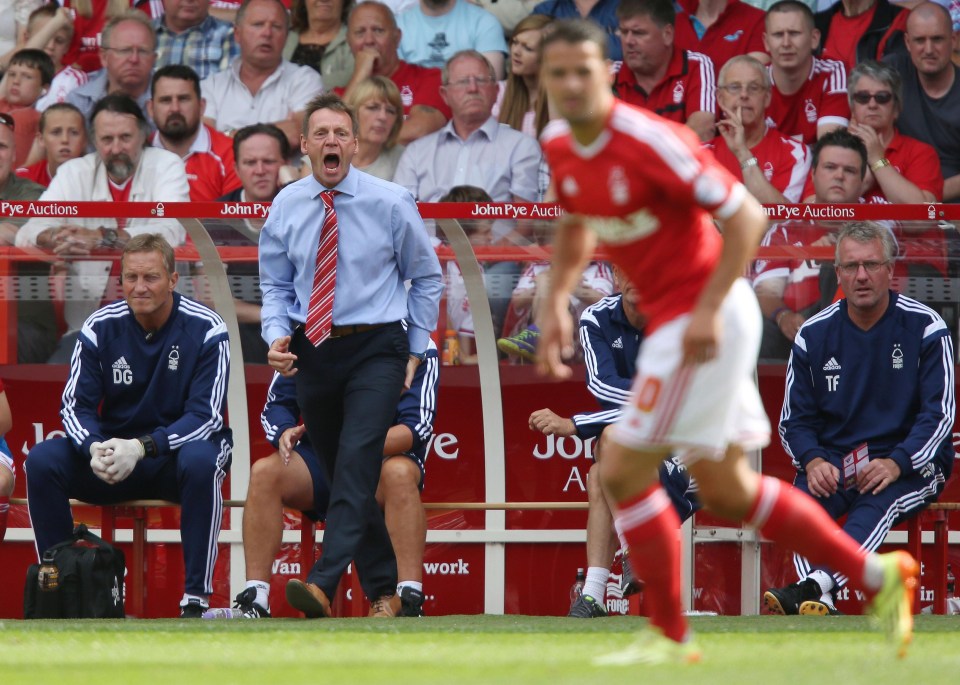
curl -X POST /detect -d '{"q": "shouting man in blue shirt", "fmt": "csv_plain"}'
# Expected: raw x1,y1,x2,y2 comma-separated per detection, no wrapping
259,93,443,618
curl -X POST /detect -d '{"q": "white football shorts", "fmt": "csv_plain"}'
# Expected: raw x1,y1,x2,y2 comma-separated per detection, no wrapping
611,278,771,463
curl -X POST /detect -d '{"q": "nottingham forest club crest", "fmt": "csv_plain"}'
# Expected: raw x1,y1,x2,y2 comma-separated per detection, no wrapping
608,166,630,205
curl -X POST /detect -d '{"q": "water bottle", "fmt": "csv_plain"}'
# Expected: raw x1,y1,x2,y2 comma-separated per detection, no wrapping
37,550,59,592
569,567,585,608
36,549,62,617
442,329,460,365
947,563,955,598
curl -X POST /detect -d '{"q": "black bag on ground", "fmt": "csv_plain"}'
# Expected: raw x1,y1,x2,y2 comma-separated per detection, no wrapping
24,523,126,618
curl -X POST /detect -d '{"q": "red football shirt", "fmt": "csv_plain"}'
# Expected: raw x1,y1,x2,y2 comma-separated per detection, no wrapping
799,130,943,202
612,47,716,124
821,6,875,73
541,100,744,332
766,58,849,145
15,160,52,187
390,61,452,121
705,127,811,202
674,0,767,77
753,221,831,312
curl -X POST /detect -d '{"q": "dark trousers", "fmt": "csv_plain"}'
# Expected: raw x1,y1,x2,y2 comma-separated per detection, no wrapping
292,322,407,600
792,463,943,586
25,434,233,596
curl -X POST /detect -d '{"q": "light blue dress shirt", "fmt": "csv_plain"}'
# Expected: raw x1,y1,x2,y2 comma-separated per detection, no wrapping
259,167,444,355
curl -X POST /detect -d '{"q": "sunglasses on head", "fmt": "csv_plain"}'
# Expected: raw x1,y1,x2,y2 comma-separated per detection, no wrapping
0,112,13,131
851,91,894,105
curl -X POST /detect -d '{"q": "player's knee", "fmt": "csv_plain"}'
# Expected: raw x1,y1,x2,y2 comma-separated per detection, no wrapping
248,454,284,496
380,457,419,493
0,465,14,496
587,463,604,502
24,438,71,484
176,441,223,483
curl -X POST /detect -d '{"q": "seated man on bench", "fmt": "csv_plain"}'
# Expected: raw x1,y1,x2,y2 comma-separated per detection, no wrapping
529,265,699,617
213,337,439,619
765,221,954,616
24,234,233,618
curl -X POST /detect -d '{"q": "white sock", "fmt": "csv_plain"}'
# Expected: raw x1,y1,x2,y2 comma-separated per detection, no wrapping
808,570,835,597
583,567,609,602
247,580,271,610
397,581,422,594
863,555,885,592
180,593,208,608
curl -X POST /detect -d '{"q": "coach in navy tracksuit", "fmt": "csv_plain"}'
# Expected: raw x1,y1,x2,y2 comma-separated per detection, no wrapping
529,267,699,618
224,340,438,619
766,222,954,616
25,235,233,618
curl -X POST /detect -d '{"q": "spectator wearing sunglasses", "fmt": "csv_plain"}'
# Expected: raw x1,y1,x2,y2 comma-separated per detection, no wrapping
847,60,942,203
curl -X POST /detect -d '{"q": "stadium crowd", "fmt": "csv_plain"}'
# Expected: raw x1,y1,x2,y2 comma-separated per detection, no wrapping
0,0,957,623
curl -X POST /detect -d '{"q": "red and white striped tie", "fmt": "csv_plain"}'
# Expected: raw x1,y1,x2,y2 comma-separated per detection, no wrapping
304,190,339,346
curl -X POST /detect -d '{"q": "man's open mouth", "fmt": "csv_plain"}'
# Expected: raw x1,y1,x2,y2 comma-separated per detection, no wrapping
323,153,340,171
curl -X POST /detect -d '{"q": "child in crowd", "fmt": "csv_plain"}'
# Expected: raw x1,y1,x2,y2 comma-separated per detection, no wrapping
0,49,54,167
26,5,89,112
16,102,87,187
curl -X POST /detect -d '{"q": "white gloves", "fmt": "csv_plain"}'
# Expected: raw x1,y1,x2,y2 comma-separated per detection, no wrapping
89,438,145,484
89,441,110,481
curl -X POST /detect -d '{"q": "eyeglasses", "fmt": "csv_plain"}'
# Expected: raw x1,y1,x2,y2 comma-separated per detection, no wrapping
851,90,894,105
718,82,767,96
0,112,13,131
836,260,889,275
102,46,155,60
444,76,496,90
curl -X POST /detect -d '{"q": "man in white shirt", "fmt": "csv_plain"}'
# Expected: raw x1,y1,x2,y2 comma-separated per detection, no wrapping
201,0,324,150
16,94,189,362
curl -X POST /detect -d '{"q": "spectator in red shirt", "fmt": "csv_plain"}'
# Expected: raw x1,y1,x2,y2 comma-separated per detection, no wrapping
148,65,241,201
673,0,769,78
61,0,134,74
815,0,908,73
706,54,810,203
0,49,55,168
753,129,867,359
612,0,716,142
16,102,88,187
763,0,849,144
341,2,450,145
847,60,942,203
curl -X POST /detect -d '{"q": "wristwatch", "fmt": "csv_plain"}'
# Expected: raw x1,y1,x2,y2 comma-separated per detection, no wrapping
100,227,120,249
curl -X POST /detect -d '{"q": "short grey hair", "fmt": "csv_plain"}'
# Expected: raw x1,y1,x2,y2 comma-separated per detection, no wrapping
718,55,771,90
442,50,496,85
848,60,902,111
102,10,157,51
835,221,898,264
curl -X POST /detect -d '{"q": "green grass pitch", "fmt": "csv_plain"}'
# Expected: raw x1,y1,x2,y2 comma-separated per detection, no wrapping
1,615,958,685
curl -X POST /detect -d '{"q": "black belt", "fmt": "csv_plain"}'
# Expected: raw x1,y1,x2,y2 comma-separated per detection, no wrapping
329,322,393,338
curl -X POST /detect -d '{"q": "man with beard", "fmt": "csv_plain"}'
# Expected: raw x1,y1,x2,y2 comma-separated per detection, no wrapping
149,65,241,201
16,94,189,363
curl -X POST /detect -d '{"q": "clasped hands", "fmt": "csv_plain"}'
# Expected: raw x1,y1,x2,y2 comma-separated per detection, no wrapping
90,438,145,484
